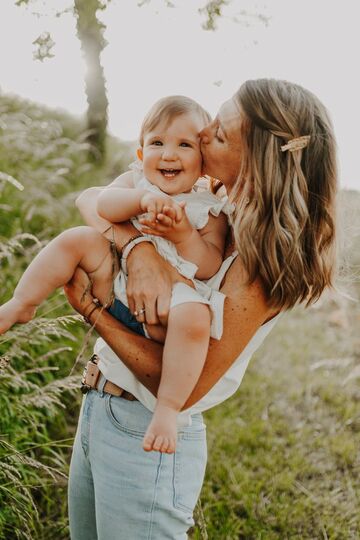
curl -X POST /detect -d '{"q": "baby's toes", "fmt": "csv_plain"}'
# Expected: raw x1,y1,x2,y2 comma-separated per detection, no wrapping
153,435,165,452
159,437,170,453
143,432,156,452
167,438,176,454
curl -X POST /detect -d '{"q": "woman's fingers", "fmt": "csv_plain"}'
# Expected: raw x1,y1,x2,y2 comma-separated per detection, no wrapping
127,290,158,325
156,293,171,326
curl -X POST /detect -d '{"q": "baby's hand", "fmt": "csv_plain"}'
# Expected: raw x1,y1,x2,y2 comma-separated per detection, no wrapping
140,192,182,223
139,203,194,246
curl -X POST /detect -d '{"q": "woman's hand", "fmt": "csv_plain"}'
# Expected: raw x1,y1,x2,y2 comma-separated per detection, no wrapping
125,242,192,326
63,267,95,318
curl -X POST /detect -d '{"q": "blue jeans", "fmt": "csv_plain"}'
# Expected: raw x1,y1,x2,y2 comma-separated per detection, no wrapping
68,377,208,539
107,298,145,336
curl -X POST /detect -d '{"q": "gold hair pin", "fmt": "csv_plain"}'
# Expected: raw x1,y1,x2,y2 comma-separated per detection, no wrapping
281,135,310,153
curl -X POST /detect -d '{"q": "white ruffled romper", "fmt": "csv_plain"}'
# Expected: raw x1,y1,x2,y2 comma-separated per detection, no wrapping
114,166,233,340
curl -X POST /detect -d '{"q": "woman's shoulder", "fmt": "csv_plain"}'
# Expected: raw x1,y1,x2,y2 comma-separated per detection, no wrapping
221,255,278,323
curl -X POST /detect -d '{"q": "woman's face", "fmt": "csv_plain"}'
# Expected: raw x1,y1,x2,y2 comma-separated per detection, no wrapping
200,98,243,189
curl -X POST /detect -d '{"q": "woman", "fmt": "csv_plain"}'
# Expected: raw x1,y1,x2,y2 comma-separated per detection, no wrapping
65,79,337,539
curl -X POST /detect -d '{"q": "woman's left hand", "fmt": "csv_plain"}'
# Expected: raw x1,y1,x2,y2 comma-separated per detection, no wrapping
63,267,95,317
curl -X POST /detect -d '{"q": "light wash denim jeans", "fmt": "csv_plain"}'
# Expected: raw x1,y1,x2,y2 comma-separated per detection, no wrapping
68,377,207,540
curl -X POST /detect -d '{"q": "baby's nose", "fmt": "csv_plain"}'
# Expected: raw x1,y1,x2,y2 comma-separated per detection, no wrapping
162,148,177,159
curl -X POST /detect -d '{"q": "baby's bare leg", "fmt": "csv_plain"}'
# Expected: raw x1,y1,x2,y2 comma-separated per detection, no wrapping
143,302,211,454
0,226,113,334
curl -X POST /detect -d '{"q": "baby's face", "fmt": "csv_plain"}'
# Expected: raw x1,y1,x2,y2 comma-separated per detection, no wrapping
141,113,204,195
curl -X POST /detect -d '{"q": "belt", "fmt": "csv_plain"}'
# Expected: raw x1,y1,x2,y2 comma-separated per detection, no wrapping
81,354,138,401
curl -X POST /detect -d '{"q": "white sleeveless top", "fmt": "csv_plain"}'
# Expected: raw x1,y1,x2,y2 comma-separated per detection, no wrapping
95,252,281,427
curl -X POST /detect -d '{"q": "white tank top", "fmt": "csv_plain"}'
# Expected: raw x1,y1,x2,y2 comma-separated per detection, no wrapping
95,252,281,427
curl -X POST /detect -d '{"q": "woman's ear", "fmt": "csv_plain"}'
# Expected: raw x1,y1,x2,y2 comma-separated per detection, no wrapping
136,148,143,161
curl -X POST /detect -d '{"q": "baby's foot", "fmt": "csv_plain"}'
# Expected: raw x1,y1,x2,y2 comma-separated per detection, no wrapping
0,298,37,334
143,404,178,454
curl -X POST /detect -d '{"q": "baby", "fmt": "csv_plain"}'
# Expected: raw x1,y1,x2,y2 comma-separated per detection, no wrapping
0,96,229,453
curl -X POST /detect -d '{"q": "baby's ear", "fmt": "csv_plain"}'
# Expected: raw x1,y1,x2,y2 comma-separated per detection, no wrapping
136,148,143,161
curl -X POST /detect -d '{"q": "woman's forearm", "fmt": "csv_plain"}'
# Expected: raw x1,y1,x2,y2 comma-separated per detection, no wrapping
89,308,163,397
86,258,274,410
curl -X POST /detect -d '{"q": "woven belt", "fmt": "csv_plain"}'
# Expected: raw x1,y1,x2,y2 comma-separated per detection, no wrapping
81,354,138,401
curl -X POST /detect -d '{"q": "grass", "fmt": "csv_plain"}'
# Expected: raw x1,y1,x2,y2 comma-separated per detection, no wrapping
191,260,360,538
1,93,359,539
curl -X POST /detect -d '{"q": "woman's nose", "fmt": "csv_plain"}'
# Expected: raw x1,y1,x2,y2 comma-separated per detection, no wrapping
199,126,210,144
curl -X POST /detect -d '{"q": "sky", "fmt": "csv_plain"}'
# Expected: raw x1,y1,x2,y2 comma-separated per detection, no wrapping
0,0,359,190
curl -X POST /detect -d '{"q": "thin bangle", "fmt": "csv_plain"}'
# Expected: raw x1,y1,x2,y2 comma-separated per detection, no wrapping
121,236,155,275
120,234,143,256
83,298,103,325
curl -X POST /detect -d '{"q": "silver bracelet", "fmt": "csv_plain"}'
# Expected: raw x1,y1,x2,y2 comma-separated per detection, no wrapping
121,235,155,275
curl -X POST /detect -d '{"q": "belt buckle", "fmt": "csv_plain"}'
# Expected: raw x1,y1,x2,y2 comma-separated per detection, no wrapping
81,354,99,394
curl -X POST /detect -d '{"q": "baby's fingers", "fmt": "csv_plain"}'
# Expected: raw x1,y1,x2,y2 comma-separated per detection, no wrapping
139,226,165,237
156,213,174,228
162,206,176,221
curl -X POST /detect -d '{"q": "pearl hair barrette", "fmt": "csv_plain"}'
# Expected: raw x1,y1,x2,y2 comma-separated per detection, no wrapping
281,135,311,153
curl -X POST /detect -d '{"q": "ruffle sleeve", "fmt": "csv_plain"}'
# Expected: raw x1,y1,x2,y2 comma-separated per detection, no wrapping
179,191,231,230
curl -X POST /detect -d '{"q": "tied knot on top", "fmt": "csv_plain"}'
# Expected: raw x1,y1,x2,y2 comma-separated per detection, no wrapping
280,135,311,153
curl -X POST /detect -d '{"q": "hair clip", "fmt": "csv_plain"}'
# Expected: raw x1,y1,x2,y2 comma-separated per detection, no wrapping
281,135,310,153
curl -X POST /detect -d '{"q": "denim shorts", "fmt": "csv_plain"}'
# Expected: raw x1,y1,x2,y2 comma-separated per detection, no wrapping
107,298,145,336
68,381,208,540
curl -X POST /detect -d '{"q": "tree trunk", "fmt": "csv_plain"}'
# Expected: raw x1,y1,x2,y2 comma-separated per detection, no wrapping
74,0,108,162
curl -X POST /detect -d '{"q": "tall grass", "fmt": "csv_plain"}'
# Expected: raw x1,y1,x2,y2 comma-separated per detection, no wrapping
1,94,359,539
0,94,131,539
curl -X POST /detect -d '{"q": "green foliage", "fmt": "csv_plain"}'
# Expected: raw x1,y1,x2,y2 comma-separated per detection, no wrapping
190,208,360,538
199,0,229,31
1,93,359,538
0,93,131,539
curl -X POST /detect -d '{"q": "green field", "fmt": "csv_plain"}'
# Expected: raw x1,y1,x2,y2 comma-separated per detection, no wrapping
0,95,359,539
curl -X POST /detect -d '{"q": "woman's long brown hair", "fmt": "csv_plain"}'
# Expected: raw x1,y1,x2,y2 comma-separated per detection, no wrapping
230,79,338,310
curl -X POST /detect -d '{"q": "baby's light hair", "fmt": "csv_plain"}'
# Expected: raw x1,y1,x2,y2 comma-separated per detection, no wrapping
139,95,211,146
230,79,338,310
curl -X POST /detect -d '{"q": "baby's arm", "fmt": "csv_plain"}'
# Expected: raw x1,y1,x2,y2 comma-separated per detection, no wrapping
96,177,181,224
139,209,228,279
76,171,135,231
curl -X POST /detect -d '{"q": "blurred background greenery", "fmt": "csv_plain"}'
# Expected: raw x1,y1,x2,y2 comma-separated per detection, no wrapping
0,1,359,538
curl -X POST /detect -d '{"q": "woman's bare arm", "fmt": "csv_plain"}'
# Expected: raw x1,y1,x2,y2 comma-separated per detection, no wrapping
64,257,276,409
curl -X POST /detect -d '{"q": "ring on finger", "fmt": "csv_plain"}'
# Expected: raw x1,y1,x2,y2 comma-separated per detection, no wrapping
134,307,146,317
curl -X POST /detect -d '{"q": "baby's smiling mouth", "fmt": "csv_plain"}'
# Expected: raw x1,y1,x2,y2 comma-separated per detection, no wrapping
159,168,182,178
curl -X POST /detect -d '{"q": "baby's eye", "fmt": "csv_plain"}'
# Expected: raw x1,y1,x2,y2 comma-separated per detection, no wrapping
152,140,163,146
179,142,191,148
